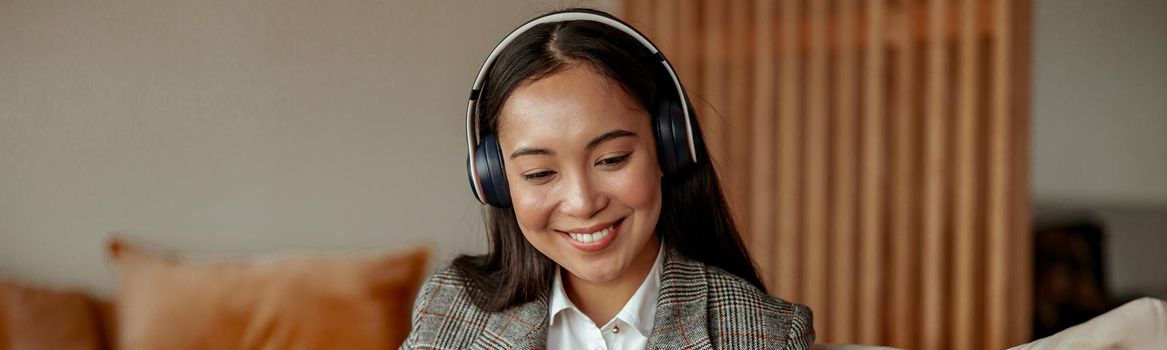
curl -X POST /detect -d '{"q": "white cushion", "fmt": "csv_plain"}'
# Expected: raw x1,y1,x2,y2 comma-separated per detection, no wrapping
1010,297,1167,349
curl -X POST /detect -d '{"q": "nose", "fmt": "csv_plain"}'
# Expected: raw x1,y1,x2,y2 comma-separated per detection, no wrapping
558,171,607,219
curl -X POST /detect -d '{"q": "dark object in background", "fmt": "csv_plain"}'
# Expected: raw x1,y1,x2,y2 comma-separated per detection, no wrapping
1032,221,1114,339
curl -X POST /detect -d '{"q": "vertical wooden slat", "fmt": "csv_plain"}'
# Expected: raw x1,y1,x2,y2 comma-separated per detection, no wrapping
858,0,886,344
922,0,951,347
749,0,778,294
727,0,754,231
699,0,729,172
804,0,830,340
992,0,1035,347
675,0,700,89
624,0,655,41
776,0,803,302
953,0,981,348
1009,0,1034,345
829,0,858,342
986,0,1012,346
888,0,920,346
654,0,678,57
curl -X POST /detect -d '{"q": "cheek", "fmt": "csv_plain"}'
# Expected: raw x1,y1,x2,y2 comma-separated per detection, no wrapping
510,185,555,232
611,157,663,211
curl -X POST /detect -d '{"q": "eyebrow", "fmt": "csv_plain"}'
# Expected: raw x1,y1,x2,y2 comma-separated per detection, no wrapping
509,129,638,160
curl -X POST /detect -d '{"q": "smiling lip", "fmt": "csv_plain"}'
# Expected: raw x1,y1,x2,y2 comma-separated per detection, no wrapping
557,218,624,253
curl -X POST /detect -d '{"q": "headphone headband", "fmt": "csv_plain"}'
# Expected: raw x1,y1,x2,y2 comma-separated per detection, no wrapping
466,10,697,205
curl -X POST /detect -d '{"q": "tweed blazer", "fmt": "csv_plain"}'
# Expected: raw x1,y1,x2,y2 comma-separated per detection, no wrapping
401,249,814,349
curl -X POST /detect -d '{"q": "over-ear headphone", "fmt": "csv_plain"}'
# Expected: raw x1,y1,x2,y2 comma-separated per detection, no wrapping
466,9,702,208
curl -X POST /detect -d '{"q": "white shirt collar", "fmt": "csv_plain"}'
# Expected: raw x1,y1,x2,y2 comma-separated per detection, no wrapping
548,242,666,336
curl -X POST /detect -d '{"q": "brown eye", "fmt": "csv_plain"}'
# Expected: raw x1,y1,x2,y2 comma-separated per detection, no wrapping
522,170,556,182
596,154,630,167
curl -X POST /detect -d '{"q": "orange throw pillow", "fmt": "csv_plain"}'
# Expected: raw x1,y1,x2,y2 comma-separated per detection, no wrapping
0,280,108,350
108,237,429,350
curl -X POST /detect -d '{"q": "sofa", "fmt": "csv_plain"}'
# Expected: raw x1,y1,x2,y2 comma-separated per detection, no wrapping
5,236,1162,349
0,236,430,350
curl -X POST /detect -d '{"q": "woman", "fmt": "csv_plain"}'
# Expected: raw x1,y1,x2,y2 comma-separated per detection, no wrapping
403,8,813,350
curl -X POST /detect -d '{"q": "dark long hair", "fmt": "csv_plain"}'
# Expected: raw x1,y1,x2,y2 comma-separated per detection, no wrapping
452,8,765,312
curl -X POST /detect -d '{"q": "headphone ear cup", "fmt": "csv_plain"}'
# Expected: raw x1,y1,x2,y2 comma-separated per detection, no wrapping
658,99,695,175
654,100,680,175
669,102,695,170
475,134,513,208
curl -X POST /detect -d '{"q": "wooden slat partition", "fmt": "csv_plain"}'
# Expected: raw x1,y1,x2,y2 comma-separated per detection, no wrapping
619,0,1032,348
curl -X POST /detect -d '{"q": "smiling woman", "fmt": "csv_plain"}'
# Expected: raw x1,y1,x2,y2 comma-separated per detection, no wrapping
401,8,814,350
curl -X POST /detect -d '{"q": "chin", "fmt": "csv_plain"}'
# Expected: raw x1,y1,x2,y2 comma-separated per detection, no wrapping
562,262,611,281
563,258,624,282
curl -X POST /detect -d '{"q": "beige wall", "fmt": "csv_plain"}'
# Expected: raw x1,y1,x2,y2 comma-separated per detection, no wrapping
0,0,613,296
1033,0,1167,208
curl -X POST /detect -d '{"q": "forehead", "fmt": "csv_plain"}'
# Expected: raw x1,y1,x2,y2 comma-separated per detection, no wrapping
496,65,648,143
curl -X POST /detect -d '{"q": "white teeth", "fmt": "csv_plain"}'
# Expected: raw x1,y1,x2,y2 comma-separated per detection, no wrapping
568,225,613,244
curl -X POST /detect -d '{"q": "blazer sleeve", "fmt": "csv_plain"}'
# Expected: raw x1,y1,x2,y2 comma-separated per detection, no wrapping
400,271,441,349
784,303,815,350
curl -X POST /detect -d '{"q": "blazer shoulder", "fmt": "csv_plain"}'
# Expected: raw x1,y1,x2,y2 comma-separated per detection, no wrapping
423,264,476,292
414,264,482,314
702,265,815,349
401,264,489,349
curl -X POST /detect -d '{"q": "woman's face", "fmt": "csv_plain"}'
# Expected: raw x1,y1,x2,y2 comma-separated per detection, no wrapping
496,64,663,284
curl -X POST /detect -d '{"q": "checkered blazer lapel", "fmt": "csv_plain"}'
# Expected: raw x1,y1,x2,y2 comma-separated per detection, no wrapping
648,248,714,349
470,292,548,349
648,249,816,350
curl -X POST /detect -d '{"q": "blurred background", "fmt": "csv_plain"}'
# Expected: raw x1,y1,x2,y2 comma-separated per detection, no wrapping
0,0,1163,349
